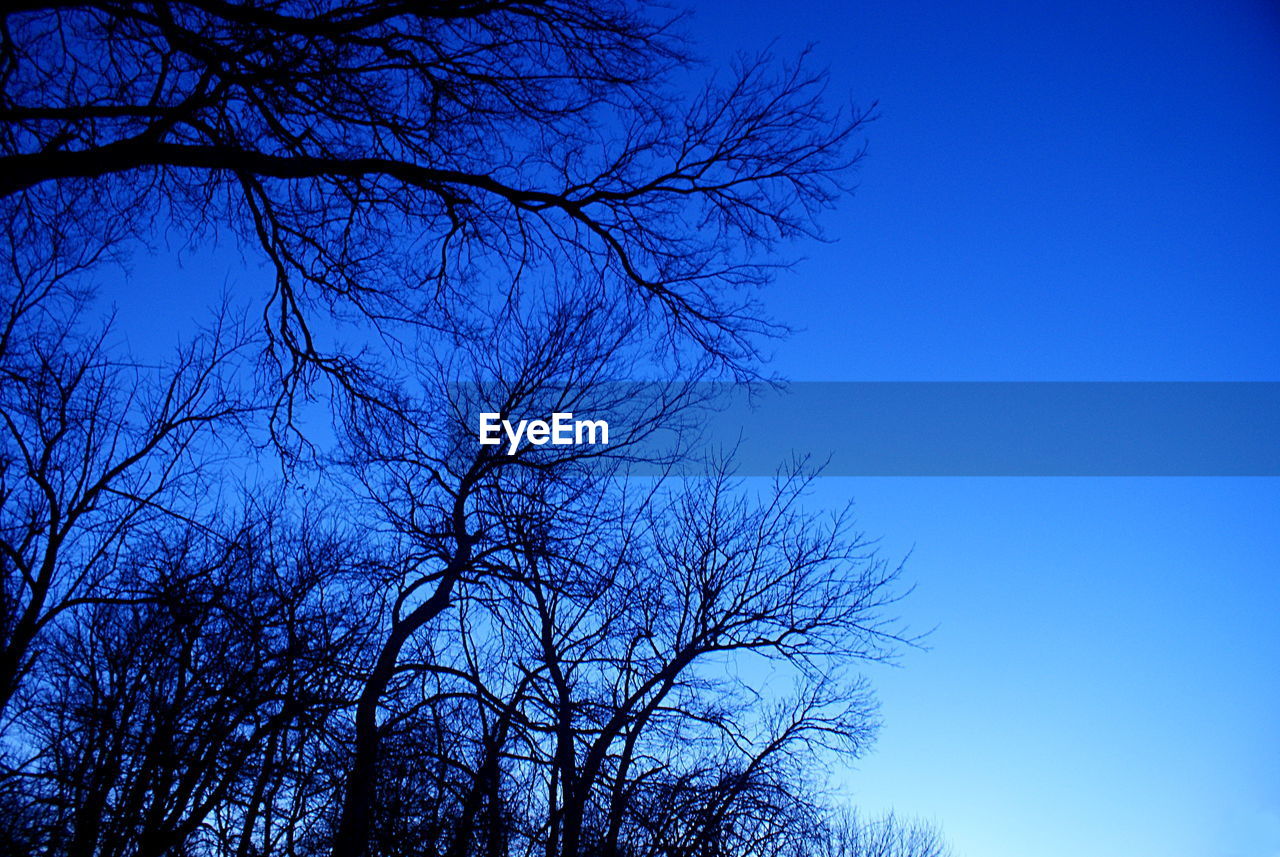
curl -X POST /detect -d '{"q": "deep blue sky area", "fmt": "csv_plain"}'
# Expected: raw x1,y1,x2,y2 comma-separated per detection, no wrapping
104,2,1279,856
690,0,1280,383
682,2,1279,856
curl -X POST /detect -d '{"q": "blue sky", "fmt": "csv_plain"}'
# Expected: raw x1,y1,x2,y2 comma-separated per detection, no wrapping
679,1,1279,856
692,0,1280,383
827,478,1279,857
100,2,1279,855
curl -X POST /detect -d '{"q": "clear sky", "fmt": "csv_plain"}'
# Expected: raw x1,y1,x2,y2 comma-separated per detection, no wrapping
99,2,1279,856
681,2,1279,856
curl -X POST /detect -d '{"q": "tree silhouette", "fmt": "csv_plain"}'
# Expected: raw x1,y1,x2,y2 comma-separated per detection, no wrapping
0,3,942,857
0,290,256,717
815,811,951,857
1,0,867,420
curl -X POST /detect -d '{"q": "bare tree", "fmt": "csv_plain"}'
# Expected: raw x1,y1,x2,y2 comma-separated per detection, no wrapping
510,464,905,857
340,403,911,857
814,810,951,857
0,286,256,717
0,5,953,857
328,283,711,857
12,498,379,857
1,0,868,418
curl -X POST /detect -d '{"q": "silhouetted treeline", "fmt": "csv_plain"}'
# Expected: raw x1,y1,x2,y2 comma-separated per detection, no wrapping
1,3,946,856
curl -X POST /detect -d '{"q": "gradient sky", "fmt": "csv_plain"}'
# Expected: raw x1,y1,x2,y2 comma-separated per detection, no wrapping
102,2,1279,856
680,2,1280,856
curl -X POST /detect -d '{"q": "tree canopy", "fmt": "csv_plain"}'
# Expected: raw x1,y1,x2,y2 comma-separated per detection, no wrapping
0,4,941,857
